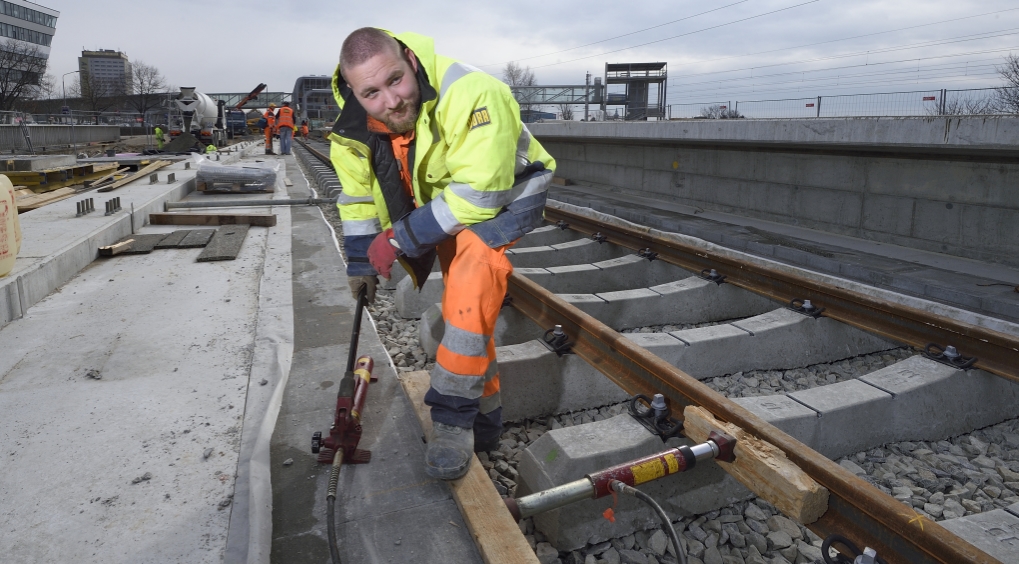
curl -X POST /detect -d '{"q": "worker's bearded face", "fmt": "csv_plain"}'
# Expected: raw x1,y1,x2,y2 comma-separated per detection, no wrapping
346,47,422,134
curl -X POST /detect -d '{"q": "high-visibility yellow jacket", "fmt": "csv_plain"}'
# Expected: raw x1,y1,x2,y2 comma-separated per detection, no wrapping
329,31,555,280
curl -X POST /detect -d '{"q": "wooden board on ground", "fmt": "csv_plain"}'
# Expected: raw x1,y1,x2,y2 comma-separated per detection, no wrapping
551,177,572,186
16,187,77,211
400,370,539,564
148,212,276,227
153,230,194,249
108,233,169,255
682,406,829,524
178,229,216,248
5,163,119,192
98,239,133,257
197,225,249,262
85,166,130,189
97,160,172,192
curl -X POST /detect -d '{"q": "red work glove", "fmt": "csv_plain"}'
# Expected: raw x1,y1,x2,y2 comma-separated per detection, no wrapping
367,228,400,279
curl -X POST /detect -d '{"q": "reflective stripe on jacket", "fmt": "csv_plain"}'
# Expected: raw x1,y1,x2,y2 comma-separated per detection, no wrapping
328,31,556,276
276,106,294,129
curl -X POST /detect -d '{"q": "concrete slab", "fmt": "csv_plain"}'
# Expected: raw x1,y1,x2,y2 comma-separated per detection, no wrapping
506,237,628,268
940,503,1019,563
517,414,751,551
419,303,545,359
0,140,265,330
0,213,275,563
5,154,75,170
498,340,630,421
627,307,895,379
515,224,580,248
736,356,1019,460
395,254,693,318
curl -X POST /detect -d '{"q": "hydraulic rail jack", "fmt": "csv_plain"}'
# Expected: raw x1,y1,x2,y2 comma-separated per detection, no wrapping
311,286,376,564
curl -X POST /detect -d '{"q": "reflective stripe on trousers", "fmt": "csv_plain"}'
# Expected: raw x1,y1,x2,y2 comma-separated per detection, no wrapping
429,228,514,414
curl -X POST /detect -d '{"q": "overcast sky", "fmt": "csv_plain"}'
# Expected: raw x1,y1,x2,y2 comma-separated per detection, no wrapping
42,0,1019,112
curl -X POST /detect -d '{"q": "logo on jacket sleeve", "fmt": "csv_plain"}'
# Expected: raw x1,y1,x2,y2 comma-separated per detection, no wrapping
468,107,492,131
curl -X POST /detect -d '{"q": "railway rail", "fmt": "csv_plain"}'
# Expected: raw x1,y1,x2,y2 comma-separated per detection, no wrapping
295,137,1015,563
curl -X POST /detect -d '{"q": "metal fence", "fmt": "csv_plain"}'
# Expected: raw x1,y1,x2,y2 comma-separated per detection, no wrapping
666,87,1018,119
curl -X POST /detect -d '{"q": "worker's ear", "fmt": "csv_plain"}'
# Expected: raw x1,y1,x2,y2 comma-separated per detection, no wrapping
404,48,419,73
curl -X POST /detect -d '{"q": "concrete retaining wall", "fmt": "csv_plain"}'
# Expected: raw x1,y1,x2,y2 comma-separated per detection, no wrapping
0,125,120,151
530,117,1019,267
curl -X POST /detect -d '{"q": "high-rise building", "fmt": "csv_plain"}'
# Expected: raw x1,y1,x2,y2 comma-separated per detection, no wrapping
78,49,132,96
0,0,58,71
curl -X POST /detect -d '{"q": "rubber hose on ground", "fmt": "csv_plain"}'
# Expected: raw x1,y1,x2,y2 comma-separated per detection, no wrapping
611,480,686,564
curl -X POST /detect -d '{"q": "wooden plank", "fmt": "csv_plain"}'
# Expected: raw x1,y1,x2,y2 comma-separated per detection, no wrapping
98,239,133,257
682,406,829,524
148,212,276,227
400,370,539,564
16,187,77,211
153,230,193,249
551,176,573,186
97,160,172,192
197,225,249,262
85,166,130,188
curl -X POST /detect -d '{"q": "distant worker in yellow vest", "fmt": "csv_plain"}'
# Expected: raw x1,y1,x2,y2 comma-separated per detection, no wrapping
154,125,165,151
205,143,217,154
264,103,277,155
275,101,295,155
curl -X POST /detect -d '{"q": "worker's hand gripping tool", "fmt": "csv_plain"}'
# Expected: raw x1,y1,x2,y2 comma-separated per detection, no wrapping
311,286,376,465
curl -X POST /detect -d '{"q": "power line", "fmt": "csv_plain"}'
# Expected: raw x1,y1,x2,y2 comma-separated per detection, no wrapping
667,27,1019,84
670,69,1004,100
478,0,751,69
528,0,822,70
664,6,1019,72
669,36,1019,90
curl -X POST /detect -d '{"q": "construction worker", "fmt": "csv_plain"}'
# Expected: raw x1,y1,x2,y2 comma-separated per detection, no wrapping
300,120,309,139
205,143,217,154
331,28,555,480
263,103,277,155
154,124,165,151
275,101,295,155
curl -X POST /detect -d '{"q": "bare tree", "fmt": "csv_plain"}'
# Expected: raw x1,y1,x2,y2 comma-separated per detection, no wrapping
502,62,537,86
0,39,49,112
995,53,1019,114
699,105,743,119
926,95,999,116
72,71,125,124
557,103,574,121
129,61,168,121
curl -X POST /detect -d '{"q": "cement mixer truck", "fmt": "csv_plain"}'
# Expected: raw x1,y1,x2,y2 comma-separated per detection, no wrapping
173,87,227,146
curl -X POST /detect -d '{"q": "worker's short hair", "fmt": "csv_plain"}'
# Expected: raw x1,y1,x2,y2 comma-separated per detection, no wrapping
340,27,402,73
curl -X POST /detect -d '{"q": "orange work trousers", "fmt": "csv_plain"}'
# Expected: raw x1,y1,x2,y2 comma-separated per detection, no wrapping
426,228,514,430
264,127,273,150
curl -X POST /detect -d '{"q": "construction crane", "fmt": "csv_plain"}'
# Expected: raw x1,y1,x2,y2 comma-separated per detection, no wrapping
235,83,268,110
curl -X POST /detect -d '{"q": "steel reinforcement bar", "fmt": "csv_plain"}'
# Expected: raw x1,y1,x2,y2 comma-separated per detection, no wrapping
507,272,996,564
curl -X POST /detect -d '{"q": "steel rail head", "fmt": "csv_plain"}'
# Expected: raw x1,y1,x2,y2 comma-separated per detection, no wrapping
507,271,998,564
542,206,1019,384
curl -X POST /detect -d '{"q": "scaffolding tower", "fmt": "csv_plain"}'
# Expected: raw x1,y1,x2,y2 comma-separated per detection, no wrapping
602,62,667,120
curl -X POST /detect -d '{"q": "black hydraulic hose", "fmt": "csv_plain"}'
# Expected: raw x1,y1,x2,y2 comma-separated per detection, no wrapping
610,480,686,564
327,449,344,564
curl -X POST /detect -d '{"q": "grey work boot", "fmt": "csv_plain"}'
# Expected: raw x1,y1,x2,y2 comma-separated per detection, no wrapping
425,422,473,480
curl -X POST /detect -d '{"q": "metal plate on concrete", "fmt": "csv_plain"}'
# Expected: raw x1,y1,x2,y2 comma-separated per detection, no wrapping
113,233,168,254
197,225,250,262
177,229,216,248
153,230,192,249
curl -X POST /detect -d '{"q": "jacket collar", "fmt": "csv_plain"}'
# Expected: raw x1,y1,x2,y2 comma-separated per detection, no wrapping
330,33,438,144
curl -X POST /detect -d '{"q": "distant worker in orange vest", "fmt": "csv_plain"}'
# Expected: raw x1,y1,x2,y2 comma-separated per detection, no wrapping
275,101,295,155
263,103,277,155
300,120,309,139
